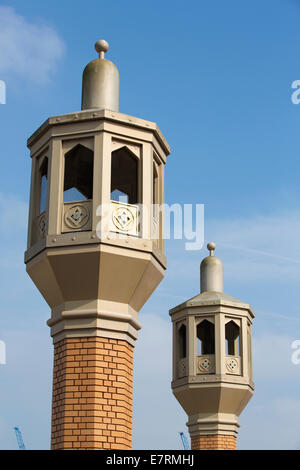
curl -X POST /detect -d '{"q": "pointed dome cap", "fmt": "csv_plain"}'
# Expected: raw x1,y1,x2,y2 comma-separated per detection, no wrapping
200,242,224,293
81,39,119,111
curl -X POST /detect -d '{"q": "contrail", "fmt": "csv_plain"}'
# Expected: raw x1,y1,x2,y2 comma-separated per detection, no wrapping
257,310,300,322
216,242,300,264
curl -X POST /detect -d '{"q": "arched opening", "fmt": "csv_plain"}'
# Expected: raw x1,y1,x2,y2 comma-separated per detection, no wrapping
152,162,159,218
63,144,94,202
111,147,138,204
178,324,187,359
225,321,240,356
247,324,252,380
197,320,215,355
39,157,48,213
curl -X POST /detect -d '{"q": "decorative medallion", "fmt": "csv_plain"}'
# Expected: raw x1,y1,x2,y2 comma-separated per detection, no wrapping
38,213,46,237
197,355,215,374
64,204,90,229
226,358,239,373
112,205,135,232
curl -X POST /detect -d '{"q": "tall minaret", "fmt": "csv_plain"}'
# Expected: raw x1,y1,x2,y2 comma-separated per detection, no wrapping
25,40,170,450
170,243,254,450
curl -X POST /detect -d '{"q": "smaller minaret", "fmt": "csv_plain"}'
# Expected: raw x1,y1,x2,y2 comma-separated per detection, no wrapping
170,243,254,450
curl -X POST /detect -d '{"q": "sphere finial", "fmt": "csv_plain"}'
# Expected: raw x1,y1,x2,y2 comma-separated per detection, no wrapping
207,242,216,256
95,39,109,59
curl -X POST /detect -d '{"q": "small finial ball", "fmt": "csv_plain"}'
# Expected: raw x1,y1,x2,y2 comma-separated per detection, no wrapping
95,40,109,54
207,242,216,252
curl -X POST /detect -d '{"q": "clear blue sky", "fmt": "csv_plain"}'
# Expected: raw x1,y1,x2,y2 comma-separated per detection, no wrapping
0,0,300,449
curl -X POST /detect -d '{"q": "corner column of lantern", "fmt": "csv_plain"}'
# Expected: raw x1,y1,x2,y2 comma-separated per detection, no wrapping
170,243,254,451
25,40,170,450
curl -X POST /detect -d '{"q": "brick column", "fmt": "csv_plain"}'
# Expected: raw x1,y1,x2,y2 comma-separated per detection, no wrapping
51,336,134,450
191,434,236,450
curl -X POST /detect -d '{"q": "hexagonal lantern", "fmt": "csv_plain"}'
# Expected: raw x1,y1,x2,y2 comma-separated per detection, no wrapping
170,243,254,450
25,110,169,327
24,40,170,450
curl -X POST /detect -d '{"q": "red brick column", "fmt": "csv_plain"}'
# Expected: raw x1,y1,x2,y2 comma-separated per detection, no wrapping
51,337,134,450
191,434,236,450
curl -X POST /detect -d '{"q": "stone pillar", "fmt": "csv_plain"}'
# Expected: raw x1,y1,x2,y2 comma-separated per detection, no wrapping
51,337,133,450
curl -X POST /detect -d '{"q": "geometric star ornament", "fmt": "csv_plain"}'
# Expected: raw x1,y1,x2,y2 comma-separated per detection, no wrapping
64,204,89,229
112,205,135,232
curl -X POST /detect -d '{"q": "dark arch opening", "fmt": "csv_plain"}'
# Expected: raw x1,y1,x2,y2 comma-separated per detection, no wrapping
178,324,187,359
64,144,94,202
225,321,240,356
111,147,138,204
197,320,215,355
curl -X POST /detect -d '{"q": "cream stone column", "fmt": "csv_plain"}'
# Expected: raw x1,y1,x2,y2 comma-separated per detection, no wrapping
214,312,222,376
241,316,249,378
187,315,196,376
159,163,165,253
47,139,63,236
92,132,104,231
141,143,152,240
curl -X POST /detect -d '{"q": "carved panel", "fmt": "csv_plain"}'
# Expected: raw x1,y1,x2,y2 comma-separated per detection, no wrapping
38,212,46,238
178,358,187,378
225,356,241,375
109,201,139,236
196,354,215,374
62,201,92,232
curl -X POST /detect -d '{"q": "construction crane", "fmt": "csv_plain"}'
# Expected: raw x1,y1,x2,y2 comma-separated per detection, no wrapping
179,431,190,450
14,427,26,450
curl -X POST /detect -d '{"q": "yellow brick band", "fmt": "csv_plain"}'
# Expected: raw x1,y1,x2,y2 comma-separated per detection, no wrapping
191,434,236,450
51,337,134,450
